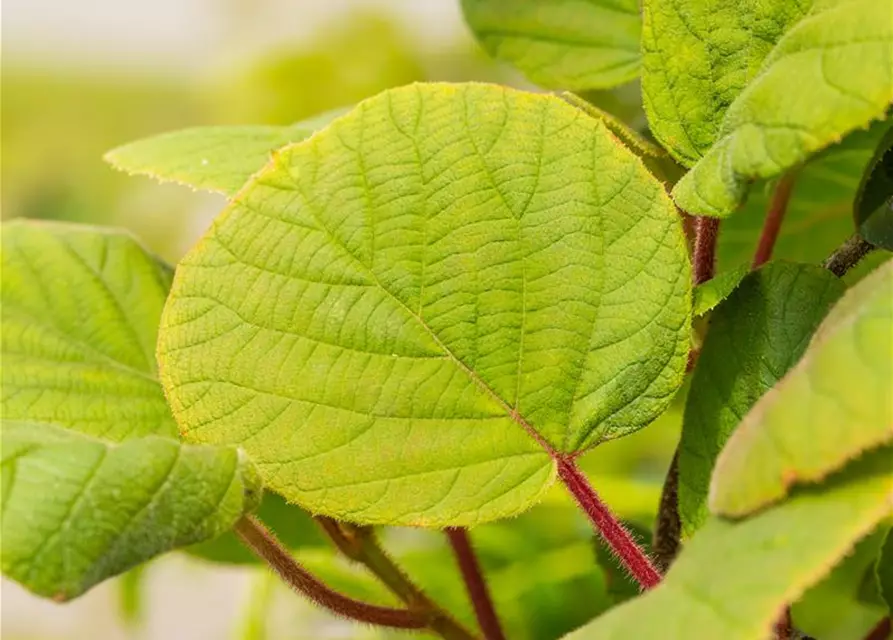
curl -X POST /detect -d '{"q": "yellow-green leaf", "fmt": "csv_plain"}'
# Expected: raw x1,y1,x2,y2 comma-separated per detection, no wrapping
158,83,691,527
461,0,641,90
104,109,347,196
672,0,893,216
711,259,893,516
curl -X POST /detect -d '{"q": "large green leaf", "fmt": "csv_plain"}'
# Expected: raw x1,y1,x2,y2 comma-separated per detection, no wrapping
0,220,262,599
856,123,893,250
711,259,893,516
564,445,893,640
679,263,845,534
716,120,893,281
158,83,691,527
672,0,893,216
642,0,808,166
460,0,641,90
1,420,260,601
104,109,347,196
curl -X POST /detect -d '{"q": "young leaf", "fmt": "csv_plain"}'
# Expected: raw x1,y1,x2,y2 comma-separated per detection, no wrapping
563,445,893,640
690,262,747,318
0,220,261,599
104,108,348,196
717,120,893,282
642,0,809,166
158,83,692,527
1,420,260,601
855,123,893,250
711,259,893,516
672,0,893,216
679,263,845,533
460,0,641,90
878,527,893,614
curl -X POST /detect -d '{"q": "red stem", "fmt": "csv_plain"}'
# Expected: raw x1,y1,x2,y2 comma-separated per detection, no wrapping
234,516,426,630
864,617,891,640
557,457,662,589
446,528,506,640
774,608,793,640
752,173,797,269
693,217,721,285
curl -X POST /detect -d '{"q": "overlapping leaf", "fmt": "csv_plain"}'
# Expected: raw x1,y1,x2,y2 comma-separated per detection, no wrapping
461,0,642,90
642,0,809,166
679,263,845,533
716,120,893,282
105,109,347,196
158,83,691,527
672,0,893,216
856,123,893,250
879,529,893,614
0,221,261,599
564,446,893,640
690,263,747,318
711,259,893,516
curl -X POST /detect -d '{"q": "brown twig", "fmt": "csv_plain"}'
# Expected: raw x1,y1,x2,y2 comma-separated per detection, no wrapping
315,516,476,640
233,516,426,630
446,528,506,640
823,234,877,278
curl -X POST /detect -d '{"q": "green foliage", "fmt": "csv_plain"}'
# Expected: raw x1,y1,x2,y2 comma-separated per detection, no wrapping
672,0,893,216
105,110,347,196
879,528,893,613
690,263,747,317
461,0,641,90
711,259,893,516
0,221,261,600
565,445,893,640
856,123,893,250
157,82,691,527
679,263,845,533
716,119,893,283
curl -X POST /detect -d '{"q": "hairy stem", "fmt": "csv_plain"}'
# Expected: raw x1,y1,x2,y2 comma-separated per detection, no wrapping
446,528,506,640
557,457,662,589
775,608,793,640
693,217,721,285
233,516,425,630
823,234,877,277
653,216,722,569
652,451,682,572
753,172,797,269
315,516,476,640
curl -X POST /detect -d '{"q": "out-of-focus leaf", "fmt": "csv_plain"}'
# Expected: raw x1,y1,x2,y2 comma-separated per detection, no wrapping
711,260,893,516
679,263,845,533
793,527,890,640
716,120,893,284
461,0,641,90
879,528,893,614
105,109,347,197
187,492,325,565
563,446,893,640
855,123,893,250
0,221,261,600
691,263,748,317
672,0,893,216
158,82,691,527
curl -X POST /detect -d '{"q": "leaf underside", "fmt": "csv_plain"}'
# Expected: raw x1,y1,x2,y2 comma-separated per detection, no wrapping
104,108,348,196
0,221,260,599
679,262,845,534
710,259,893,516
461,0,642,90
564,446,893,640
158,82,691,527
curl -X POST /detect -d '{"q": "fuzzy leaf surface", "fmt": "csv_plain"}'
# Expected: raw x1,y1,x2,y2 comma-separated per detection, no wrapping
158,83,691,527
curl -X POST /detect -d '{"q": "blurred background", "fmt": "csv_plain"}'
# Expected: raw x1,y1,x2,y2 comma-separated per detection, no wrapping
2,1,673,638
